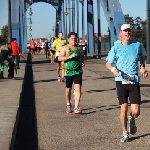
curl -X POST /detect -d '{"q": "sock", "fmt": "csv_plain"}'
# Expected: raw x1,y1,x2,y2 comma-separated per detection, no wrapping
67,103,70,106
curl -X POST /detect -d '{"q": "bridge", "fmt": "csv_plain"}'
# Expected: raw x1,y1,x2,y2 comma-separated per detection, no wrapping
9,0,125,58
1,1,150,148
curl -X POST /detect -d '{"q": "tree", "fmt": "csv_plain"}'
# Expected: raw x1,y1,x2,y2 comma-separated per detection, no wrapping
101,35,109,42
0,25,8,44
124,14,146,42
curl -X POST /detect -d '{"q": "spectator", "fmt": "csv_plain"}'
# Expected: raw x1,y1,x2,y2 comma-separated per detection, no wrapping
11,38,20,69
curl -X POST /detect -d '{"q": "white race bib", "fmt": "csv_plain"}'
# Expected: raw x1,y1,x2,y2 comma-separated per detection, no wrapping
122,74,135,84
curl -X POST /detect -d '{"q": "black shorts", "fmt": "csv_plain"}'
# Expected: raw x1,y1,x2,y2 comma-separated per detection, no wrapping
116,81,141,105
83,50,87,55
51,50,55,54
65,73,82,88
55,56,61,63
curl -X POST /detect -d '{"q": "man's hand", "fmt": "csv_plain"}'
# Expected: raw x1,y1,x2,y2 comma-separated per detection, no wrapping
69,53,76,59
113,69,121,77
82,63,85,67
140,67,148,78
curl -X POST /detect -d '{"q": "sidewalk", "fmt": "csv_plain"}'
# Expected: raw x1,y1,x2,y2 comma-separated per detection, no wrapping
13,53,150,150
0,54,27,150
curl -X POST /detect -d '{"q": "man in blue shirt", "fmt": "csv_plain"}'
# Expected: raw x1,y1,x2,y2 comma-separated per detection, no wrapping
106,24,148,142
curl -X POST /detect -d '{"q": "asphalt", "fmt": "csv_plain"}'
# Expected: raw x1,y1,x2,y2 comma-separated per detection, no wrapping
1,52,150,150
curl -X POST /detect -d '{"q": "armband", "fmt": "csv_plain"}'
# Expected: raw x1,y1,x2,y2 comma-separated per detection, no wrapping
111,67,116,73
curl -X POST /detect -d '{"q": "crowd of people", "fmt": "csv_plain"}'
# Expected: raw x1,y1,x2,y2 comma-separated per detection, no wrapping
0,38,20,79
28,36,88,62
0,23,149,143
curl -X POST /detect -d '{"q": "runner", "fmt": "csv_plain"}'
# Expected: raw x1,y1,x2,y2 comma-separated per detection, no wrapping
49,37,55,63
11,38,20,69
29,38,36,58
52,32,67,82
44,39,49,58
106,24,148,142
58,32,85,114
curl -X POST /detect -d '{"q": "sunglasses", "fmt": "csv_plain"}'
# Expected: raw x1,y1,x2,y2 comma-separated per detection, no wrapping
123,29,132,32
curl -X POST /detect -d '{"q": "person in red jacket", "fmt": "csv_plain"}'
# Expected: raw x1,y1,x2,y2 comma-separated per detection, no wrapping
30,38,36,58
11,38,20,69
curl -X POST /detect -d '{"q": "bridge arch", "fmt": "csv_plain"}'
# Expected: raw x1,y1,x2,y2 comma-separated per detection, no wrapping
10,0,125,58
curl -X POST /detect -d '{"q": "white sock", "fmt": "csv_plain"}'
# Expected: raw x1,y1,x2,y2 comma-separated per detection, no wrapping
67,103,70,106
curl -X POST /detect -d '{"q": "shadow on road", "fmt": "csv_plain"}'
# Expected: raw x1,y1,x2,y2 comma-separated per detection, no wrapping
34,79,58,83
141,100,150,104
130,133,150,142
82,104,121,115
32,59,50,64
10,53,38,150
85,88,116,93
140,84,150,87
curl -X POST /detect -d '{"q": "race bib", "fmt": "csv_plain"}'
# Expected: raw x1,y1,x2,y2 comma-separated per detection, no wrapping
83,47,85,50
122,74,135,84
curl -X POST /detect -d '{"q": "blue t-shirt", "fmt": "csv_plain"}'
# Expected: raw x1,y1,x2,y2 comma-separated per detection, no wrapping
106,40,144,82
49,41,53,48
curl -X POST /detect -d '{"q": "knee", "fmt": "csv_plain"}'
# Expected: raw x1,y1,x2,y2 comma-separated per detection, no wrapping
66,88,71,93
132,110,140,118
121,104,128,114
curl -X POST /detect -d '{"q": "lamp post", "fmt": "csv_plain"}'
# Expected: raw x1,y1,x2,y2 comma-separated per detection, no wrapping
26,18,32,24
28,7,33,16
64,7,75,32
27,26,32,31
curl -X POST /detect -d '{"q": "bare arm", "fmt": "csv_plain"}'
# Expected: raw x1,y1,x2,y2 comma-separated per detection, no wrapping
139,56,148,78
106,62,113,71
106,62,121,77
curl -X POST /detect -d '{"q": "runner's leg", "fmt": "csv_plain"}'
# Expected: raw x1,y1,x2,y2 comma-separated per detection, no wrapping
61,61,64,82
65,76,74,113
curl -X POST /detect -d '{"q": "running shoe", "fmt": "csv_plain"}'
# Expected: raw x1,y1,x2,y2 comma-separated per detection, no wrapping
61,77,65,82
74,106,82,114
121,131,129,142
66,105,73,113
58,75,61,82
129,115,137,135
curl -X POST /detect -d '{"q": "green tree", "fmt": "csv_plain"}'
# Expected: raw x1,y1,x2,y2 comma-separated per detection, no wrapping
0,25,8,44
101,35,109,42
124,14,146,42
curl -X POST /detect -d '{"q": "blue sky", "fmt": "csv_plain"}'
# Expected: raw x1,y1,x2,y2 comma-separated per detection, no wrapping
0,0,146,39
